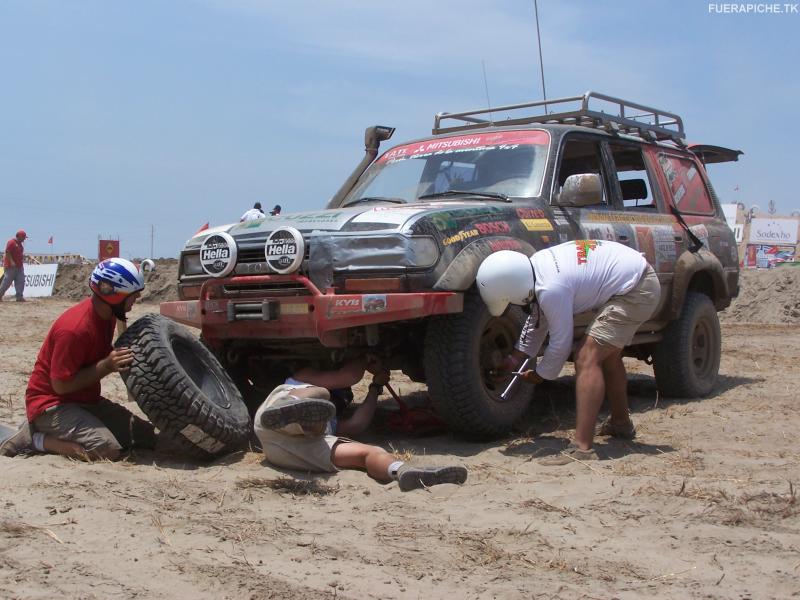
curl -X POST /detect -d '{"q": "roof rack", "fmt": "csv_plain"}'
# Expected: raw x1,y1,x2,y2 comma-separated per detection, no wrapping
433,91,685,144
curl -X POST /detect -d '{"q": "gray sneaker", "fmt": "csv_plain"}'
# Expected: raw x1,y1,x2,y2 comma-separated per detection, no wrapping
259,397,336,431
0,421,34,457
397,465,468,492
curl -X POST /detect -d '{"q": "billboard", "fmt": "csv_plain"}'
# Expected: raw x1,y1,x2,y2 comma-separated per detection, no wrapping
98,239,120,261
0,264,59,298
744,244,796,268
748,218,798,245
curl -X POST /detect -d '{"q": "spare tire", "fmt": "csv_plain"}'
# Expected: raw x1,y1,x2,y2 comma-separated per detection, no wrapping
116,314,251,460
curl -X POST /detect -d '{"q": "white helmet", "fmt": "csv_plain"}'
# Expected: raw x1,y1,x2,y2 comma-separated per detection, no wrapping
476,251,535,316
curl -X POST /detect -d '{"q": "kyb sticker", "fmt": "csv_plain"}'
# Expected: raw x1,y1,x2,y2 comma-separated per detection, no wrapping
200,232,237,277
265,227,305,274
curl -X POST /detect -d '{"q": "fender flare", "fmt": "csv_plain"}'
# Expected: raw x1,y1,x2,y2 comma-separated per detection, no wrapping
433,237,536,291
668,248,730,319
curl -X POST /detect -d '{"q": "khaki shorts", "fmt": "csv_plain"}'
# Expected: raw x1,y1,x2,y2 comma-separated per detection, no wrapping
253,385,345,473
586,266,661,349
33,398,156,453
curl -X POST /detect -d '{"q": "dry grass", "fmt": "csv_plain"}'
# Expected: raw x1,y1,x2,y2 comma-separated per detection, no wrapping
634,480,797,525
0,520,64,544
235,476,337,496
519,497,574,516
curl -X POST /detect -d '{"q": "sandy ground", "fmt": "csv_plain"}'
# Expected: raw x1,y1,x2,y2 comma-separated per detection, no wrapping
1,271,799,599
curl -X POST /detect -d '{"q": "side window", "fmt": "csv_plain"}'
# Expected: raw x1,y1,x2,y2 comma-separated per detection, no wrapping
555,139,607,206
657,153,714,214
608,144,656,210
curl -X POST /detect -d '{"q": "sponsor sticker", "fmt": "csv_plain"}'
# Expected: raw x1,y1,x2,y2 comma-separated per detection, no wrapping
520,218,553,232
443,229,479,246
474,221,511,235
200,232,237,278
363,295,387,313
489,239,523,252
331,297,362,313
265,227,305,274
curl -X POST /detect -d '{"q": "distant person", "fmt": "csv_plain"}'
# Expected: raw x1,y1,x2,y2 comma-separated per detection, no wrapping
0,258,157,460
240,202,266,222
254,357,468,491
269,204,282,216
0,230,27,302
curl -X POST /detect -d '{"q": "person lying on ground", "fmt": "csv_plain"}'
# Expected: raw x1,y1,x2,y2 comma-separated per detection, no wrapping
0,258,157,460
254,357,468,491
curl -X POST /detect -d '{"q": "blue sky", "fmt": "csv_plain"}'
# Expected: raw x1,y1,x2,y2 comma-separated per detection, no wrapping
1,0,798,259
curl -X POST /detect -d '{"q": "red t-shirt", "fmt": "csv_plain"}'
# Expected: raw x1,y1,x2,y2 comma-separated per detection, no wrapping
25,297,116,421
3,238,23,268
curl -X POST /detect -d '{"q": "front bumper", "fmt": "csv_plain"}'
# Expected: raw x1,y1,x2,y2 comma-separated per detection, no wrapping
160,274,463,347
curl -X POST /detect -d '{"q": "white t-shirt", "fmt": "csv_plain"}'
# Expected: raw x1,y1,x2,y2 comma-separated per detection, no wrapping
516,240,648,380
240,208,265,221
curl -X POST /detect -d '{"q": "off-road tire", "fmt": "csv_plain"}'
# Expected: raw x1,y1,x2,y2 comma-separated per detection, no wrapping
653,291,721,398
117,315,251,460
424,291,531,439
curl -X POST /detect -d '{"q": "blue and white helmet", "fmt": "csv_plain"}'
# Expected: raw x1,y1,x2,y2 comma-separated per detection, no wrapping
89,258,145,304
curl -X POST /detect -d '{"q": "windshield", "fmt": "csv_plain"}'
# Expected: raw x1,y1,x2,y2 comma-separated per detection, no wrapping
343,130,550,205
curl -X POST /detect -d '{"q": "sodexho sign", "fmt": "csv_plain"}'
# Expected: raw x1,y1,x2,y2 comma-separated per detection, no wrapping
200,232,237,277
749,218,799,245
265,227,304,274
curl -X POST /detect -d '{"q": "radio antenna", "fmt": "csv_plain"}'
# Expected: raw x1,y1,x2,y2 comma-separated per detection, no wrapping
534,0,548,112
481,59,494,123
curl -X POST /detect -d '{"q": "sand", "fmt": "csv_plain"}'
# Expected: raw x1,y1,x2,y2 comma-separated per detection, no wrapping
1,268,798,599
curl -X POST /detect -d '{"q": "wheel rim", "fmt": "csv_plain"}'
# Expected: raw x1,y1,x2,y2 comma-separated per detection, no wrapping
172,337,231,409
691,317,715,380
479,316,519,399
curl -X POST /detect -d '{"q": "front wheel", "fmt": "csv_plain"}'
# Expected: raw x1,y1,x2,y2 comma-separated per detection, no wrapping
424,292,531,439
653,291,721,398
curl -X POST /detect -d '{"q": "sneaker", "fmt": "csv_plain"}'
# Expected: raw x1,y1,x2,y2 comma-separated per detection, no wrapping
396,464,468,492
596,416,636,440
539,443,599,466
259,397,336,431
0,421,33,457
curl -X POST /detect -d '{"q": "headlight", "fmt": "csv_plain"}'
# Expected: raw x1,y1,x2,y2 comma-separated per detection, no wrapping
182,253,204,275
407,236,439,268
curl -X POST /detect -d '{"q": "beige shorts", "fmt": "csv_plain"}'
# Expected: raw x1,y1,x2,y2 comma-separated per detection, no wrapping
253,384,345,473
586,266,661,349
32,398,156,453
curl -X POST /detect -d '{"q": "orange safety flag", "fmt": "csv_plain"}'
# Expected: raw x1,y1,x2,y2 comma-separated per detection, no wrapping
195,222,210,235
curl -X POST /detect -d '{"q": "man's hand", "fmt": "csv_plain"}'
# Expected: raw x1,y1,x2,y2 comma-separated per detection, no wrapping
101,347,135,374
519,370,545,385
371,369,390,386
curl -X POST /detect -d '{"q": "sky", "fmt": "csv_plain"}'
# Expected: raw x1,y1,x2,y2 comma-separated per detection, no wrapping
1,0,798,259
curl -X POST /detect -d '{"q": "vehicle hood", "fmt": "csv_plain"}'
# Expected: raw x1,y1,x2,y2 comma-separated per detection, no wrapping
186,201,511,246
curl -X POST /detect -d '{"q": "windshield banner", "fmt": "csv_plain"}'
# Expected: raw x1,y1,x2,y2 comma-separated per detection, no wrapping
378,130,550,164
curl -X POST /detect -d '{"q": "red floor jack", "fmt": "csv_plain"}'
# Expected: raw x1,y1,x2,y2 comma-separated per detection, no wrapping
383,382,447,435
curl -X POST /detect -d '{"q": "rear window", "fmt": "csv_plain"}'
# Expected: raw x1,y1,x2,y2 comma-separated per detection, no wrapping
657,153,714,215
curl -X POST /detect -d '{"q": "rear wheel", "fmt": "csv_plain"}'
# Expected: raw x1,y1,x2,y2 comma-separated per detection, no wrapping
424,291,531,439
653,291,721,398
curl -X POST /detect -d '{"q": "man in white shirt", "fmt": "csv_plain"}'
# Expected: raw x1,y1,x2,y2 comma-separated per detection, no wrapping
476,240,661,465
240,202,265,222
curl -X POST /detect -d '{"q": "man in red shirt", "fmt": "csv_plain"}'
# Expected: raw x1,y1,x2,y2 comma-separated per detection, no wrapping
0,229,28,302
0,258,156,460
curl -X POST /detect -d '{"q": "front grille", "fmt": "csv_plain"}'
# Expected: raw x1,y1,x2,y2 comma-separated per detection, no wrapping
223,280,311,297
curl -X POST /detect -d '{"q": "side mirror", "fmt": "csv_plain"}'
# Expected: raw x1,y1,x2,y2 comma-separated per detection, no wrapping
558,173,603,207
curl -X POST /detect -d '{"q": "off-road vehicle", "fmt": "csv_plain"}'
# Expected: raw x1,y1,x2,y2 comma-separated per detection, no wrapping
161,91,741,440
